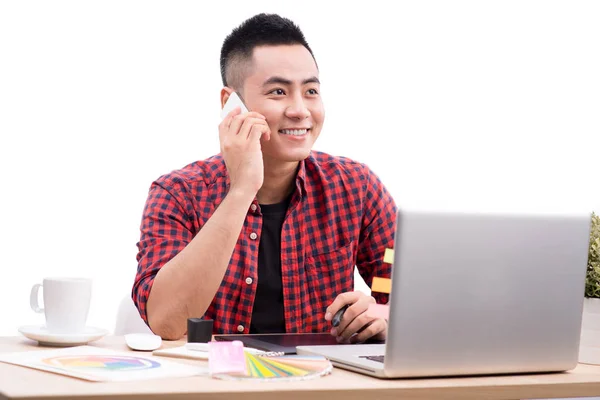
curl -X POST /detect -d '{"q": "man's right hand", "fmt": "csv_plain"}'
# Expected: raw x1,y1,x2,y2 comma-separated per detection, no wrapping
147,106,271,339
219,106,271,197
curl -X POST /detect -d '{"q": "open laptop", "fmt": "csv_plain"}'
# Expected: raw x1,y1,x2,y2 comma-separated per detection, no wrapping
297,209,591,378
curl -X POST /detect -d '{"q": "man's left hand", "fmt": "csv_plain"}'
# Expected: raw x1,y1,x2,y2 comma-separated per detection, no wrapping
325,291,387,343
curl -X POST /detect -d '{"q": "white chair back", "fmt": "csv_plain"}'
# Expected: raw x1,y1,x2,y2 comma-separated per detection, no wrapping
114,295,152,335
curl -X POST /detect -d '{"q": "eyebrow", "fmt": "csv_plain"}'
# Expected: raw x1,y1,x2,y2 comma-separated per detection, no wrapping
262,76,320,87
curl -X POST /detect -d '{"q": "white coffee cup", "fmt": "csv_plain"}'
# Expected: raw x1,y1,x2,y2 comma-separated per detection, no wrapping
30,277,92,334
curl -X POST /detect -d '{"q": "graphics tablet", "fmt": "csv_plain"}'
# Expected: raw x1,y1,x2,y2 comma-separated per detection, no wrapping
213,333,344,354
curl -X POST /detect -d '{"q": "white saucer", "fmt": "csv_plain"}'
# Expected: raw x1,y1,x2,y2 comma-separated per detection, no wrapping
18,325,109,347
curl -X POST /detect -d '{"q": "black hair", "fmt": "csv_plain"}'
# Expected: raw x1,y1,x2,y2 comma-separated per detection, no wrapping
220,13,316,89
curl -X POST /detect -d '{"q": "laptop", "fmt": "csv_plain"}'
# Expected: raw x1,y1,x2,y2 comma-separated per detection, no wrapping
297,209,591,378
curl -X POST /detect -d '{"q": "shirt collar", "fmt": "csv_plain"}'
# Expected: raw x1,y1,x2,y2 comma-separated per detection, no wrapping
219,153,310,200
294,155,310,199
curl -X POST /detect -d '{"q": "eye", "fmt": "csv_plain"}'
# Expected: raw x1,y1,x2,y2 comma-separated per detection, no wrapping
307,88,319,95
269,88,286,95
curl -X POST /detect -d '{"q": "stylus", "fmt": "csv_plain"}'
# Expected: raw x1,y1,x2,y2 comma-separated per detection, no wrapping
332,304,350,327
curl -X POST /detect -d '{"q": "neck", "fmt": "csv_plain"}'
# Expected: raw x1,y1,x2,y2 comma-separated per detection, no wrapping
257,157,299,205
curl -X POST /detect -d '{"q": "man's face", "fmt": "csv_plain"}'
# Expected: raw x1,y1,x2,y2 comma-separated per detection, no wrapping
241,45,324,163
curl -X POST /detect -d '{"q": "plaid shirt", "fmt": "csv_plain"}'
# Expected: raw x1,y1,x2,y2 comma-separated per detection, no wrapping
133,151,397,334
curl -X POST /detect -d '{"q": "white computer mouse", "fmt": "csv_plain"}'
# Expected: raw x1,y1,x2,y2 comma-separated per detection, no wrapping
124,333,162,351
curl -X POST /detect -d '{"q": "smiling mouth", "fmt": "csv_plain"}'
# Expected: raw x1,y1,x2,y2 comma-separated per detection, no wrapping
279,128,310,136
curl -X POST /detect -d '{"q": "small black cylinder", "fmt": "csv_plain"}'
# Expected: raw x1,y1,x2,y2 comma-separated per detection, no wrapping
187,318,213,343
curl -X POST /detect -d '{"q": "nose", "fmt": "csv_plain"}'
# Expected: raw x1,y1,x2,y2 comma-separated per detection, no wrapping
285,94,310,120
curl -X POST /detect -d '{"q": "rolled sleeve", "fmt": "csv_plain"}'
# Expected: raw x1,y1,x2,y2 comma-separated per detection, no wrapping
356,165,397,304
133,177,195,323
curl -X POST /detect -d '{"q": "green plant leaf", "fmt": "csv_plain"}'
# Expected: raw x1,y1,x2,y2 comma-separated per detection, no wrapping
585,212,600,298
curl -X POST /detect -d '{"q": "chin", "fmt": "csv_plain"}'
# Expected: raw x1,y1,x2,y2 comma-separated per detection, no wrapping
283,148,313,162
267,148,312,163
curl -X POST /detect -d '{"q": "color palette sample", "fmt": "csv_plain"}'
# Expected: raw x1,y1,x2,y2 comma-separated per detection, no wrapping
213,352,333,381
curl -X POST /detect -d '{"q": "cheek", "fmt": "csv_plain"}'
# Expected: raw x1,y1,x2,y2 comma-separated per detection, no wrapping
266,119,280,134
311,104,325,125
258,109,282,131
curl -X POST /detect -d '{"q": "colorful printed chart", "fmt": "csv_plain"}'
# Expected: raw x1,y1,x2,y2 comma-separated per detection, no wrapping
213,352,333,381
43,355,160,371
0,345,207,381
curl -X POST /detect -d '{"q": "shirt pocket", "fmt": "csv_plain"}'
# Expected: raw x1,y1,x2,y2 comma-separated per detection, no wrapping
303,243,356,331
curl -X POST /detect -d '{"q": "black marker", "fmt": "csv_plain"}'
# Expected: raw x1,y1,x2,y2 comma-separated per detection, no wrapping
332,304,350,327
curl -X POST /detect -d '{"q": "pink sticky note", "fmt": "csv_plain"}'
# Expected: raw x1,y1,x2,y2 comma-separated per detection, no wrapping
208,340,247,375
366,303,389,320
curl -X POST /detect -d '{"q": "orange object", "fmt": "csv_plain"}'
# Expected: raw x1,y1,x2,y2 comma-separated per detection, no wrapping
371,277,391,294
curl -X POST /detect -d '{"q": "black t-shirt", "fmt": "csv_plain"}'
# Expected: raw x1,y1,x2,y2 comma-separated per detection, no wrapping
249,196,291,333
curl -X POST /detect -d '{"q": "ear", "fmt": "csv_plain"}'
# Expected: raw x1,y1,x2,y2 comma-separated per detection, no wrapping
220,87,234,109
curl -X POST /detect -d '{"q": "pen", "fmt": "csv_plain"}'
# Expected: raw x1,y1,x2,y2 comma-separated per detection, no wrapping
332,304,350,327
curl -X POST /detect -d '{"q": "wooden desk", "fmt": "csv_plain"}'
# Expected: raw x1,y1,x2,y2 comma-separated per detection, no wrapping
1,336,600,400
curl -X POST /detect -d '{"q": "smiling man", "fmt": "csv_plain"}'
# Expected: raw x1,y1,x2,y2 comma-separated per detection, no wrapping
133,13,397,343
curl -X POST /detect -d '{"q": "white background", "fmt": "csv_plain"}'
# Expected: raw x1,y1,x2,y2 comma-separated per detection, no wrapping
0,1,598,336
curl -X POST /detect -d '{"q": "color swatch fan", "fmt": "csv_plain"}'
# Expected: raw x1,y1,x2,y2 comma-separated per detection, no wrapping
213,352,333,381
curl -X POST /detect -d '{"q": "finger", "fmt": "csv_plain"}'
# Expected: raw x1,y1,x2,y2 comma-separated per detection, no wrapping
230,111,266,126
237,117,269,140
227,111,265,136
351,319,387,344
248,123,271,142
247,111,267,120
337,309,373,341
219,107,242,141
224,105,243,122
225,106,248,127
223,107,263,125
334,295,374,334
246,118,270,139
260,122,271,141
325,292,359,322
227,113,248,137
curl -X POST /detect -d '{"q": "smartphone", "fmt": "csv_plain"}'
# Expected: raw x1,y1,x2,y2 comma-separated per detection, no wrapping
220,92,248,119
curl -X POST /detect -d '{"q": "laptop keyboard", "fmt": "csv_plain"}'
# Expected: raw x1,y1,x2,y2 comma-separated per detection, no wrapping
359,355,384,363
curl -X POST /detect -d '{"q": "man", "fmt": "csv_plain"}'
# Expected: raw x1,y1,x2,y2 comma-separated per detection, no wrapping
133,13,397,342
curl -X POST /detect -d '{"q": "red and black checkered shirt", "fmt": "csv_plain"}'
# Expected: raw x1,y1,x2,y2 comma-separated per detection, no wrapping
133,151,397,334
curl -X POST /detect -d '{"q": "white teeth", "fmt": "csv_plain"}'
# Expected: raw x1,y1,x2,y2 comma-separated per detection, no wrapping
280,129,308,136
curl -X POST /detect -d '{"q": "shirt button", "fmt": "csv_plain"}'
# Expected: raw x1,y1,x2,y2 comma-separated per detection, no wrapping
250,204,257,212
245,277,253,285
237,325,244,333
249,232,258,240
